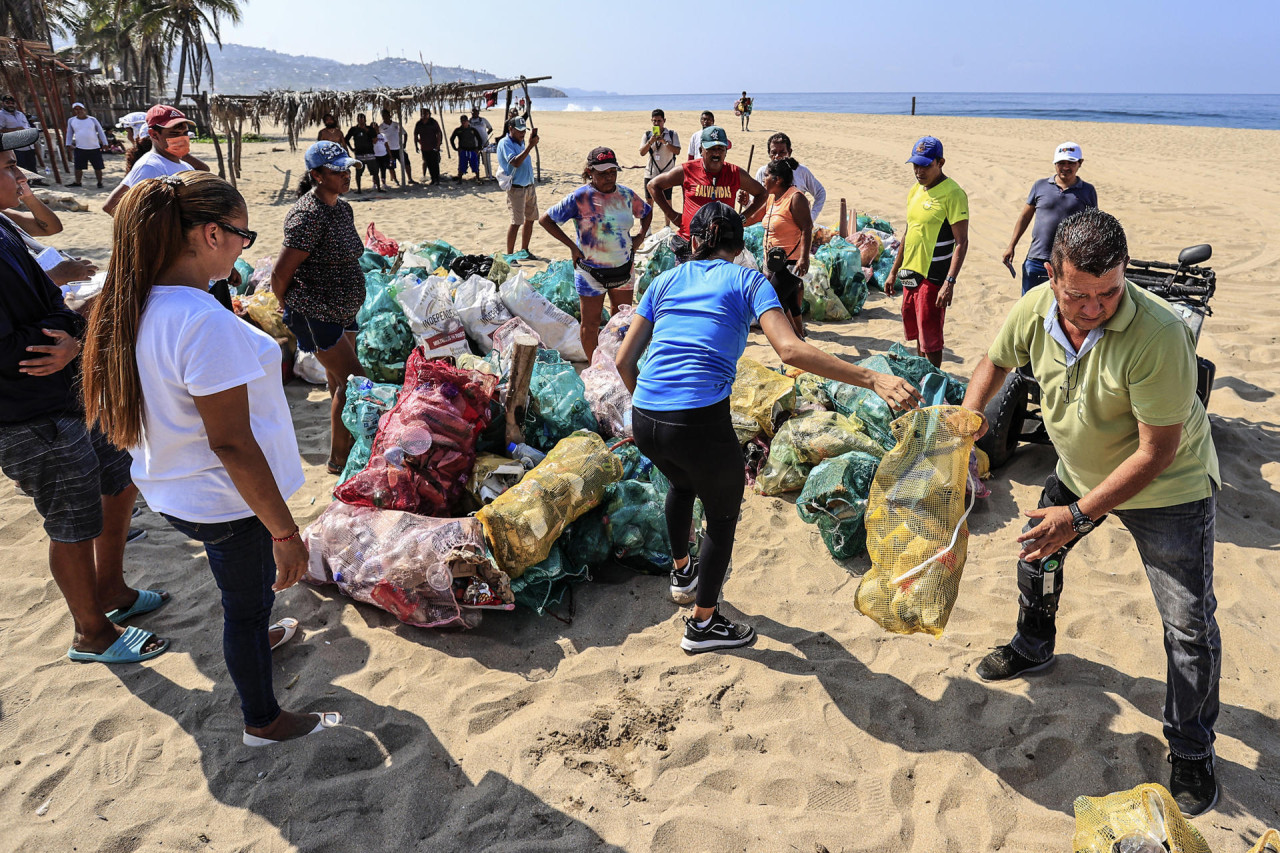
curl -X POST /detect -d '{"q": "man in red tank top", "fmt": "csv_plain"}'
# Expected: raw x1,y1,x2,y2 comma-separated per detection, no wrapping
647,126,766,262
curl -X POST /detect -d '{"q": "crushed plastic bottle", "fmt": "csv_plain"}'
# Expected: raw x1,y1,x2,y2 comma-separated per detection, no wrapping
507,442,547,470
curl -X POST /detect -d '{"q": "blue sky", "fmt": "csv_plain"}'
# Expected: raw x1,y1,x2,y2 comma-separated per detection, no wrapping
225,0,1275,95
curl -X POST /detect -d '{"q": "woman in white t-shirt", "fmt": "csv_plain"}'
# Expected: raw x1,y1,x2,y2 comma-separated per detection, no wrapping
81,172,340,746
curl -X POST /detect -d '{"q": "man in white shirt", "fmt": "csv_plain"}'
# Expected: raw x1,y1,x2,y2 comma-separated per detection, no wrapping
687,111,716,160
470,107,494,180
743,132,827,224
379,108,411,187
640,109,680,227
0,95,37,173
102,104,208,216
64,102,109,189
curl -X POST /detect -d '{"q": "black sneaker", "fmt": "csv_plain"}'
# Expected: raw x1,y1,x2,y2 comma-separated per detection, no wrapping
1168,753,1219,817
670,558,698,605
680,610,756,654
975,644,1054,682
126,527,147,544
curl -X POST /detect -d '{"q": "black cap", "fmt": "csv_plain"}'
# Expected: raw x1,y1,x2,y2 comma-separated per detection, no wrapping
0,128,39,152
690,201,743,245
586,146,619,171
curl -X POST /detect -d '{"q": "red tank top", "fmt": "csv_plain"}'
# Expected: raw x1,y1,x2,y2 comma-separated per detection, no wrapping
680,160,742,239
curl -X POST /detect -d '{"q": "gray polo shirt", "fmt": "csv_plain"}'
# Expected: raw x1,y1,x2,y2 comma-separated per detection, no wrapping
1025,176,1098,261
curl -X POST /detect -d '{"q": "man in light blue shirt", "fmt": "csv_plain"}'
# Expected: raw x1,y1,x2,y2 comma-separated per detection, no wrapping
497,118,541,260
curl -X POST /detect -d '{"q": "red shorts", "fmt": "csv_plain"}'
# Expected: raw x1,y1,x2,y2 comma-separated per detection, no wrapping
902,279,946,352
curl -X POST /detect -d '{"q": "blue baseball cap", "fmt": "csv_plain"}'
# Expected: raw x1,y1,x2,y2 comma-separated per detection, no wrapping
305,140,359,171
700,126,730,149
907,136,943,166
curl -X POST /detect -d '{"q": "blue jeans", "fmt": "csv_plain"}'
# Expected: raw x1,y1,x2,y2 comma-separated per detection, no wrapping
163,514,281,728
1022,257,1050,294
1009,473,1220,759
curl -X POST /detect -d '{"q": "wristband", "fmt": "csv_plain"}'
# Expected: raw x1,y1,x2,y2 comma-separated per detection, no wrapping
944,275,957,284
271,526,300,543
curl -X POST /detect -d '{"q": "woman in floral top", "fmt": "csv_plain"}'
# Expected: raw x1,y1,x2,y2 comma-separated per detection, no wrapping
270,141,367,475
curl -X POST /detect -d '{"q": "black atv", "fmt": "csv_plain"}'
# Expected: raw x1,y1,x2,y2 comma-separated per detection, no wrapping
978,244,1217,468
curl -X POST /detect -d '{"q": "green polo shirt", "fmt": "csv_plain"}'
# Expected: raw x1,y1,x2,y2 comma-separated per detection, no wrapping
988,281,1219,510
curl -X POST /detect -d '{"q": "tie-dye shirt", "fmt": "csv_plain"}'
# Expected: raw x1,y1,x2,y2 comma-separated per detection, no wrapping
546,184,652,269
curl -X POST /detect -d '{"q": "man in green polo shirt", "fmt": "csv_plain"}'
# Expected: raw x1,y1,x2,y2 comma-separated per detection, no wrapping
961,209,1221,817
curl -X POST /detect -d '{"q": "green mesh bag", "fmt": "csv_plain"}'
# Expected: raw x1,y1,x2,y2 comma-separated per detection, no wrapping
756,411,885,496
530,260,581,320
611,441,655,481
510,542,590,614
796,451,880,559
637,240,677,297
355,271,415,383
794,371,833,410
814,237,870,316
743,223,765,268
825,355,898,450
524,350,601,452
604,480,672,572
405,238,462,272
338,377,400,484
802,259,851,322
358,248,391,273
856,214,894,235
885,343,968,404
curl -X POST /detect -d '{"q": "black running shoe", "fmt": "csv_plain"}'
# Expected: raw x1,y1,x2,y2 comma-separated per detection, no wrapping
975,644,1054,682
1169,753,1219,817
680,610,756,653
126,527,147,544
670,558,698,605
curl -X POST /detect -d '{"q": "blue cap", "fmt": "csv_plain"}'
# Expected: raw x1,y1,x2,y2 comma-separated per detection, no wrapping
305,140,360,172
700,126,729,148
907,136,943,166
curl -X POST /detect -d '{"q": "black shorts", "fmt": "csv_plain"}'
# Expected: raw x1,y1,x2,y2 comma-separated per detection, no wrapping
765,265,804,317
643,179,673,204
73,148,104,171
0,416,133,543
283,307,358,353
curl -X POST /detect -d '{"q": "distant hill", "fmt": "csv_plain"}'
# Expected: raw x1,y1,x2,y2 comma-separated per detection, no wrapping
204,44,566,98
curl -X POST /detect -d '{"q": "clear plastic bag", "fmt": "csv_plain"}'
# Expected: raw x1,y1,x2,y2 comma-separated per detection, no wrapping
580,306,636,438
755,411,884,496
814,236,870,315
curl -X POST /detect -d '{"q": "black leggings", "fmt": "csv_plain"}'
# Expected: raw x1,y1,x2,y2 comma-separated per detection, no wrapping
632,398,744,609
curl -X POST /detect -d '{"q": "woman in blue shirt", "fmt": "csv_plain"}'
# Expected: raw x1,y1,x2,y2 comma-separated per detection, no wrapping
615,203,921,652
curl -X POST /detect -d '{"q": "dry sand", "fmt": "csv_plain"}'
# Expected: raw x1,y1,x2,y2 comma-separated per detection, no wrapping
2,109,1278,852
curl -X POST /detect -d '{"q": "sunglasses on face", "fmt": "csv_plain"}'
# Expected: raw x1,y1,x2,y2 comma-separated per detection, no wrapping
216,221,257,249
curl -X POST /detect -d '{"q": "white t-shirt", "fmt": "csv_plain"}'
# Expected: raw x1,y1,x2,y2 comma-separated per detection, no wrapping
67,115,107,150
380,121,402,151
373,132,388,157
132,286,304,523
642,129,680,180
122,150,193,187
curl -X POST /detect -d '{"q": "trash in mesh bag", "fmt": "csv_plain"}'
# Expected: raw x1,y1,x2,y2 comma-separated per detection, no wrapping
815,236,870,315
530,259,581,320
1248,830,1280,853
466,452,526,505
856,406,982,637
793,371,833,410
476,430,624,577
634,227,677,297
856,213,895,235
756,411,885,496
241,290,290,340
338,377,399,484
402,238,462,273
610,439,654,482
509,540,591,614
801,259,851,321
796,450,880,560
743,223,765,268
581,306,637,438
303,502,513,630
395,274,470,359
456,352,499,377
500,271,587,362
885,342,968,404
452,273,514,354
825,355,897,450
355,271,414,383
334,352,498,515
524,349,601,452
731,356,797,441
1070,783,1210,853
603,479,672,572
487,252,511,285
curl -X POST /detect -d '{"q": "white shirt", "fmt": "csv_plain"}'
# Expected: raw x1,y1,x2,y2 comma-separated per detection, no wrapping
66,115,107,150
373,132,388,157
643,129,680,179
0,108,34,150
470,115,492,143
132,286,304,523
380,121,402,151
755,161,827,219
122,149,193,187
688,130,704,160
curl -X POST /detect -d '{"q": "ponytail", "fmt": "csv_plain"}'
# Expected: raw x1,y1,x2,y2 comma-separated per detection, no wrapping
82,172,246,448
297,170,316,197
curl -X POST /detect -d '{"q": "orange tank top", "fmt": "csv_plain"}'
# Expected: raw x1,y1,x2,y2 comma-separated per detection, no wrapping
763,187,804,260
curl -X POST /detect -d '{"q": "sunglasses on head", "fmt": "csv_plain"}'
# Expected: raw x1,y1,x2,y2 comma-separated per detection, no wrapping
216,221,256,249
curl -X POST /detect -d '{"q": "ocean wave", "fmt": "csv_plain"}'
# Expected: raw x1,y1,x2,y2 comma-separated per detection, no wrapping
563,103,603,112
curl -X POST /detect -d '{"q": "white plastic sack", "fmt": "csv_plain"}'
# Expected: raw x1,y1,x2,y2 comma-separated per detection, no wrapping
498,270,587,362
452,274,514,354
294,350,327,384
394,274,469,358
733,248,759,271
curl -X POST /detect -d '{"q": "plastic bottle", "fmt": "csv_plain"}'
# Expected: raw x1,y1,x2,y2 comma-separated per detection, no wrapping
507,442,547,470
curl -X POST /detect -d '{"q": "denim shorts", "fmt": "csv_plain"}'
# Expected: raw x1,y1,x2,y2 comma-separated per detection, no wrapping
574,265,635,297
0,416,133,543
283,307,357,353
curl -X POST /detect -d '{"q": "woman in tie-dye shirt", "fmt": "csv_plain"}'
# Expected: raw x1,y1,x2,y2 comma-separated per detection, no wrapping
539,146,652,360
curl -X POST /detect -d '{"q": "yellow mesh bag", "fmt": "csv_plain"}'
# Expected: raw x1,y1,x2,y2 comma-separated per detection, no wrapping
857,406,981,637
756,411,884,496
731,357,796,439
476,431,623,578
1247,830,1280,853
1070,783,1210,853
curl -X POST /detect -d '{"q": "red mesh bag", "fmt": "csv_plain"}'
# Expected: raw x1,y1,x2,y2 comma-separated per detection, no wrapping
364,222,399,257
334,349,498,515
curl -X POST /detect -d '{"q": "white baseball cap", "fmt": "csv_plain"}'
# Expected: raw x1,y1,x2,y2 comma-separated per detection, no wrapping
1054,142,1083,163
71,102,85,109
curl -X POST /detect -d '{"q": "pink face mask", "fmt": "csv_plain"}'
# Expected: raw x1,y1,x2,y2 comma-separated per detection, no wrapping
163,133,191,158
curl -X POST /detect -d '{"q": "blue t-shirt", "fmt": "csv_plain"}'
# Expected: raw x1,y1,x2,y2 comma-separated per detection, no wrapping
497,136,534,187
633,260,783,411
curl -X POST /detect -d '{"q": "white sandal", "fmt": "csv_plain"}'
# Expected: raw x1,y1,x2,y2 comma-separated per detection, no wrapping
269,617,299,652
243,712,341,747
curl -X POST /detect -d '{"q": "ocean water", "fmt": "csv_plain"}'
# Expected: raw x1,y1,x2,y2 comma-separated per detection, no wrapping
554,92,1280,130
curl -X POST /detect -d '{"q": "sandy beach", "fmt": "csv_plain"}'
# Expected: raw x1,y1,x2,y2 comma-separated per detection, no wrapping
3,108,1278,852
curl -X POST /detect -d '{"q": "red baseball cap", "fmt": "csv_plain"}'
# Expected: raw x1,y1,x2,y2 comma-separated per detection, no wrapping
146,104,192,129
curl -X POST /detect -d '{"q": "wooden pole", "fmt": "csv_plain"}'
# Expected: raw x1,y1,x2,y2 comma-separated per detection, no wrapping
519,77,540,182
838,198,848,239
504,335,539,446
43,60,71,174
197,93,226,181
738,144,755,212
14,40,61,183
911,96,916,116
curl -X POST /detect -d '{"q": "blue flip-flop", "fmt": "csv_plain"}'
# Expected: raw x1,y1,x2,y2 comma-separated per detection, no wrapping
67,625,170,664
105,589,169,624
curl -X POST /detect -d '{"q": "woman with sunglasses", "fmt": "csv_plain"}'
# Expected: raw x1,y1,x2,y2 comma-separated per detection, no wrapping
270,141,368,475
81,171,339,745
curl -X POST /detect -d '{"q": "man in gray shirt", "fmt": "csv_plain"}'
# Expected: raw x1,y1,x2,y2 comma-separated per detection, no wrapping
1002,141,1098,294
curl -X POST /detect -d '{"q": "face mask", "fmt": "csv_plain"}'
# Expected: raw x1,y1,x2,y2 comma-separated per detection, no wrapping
165,134,191,158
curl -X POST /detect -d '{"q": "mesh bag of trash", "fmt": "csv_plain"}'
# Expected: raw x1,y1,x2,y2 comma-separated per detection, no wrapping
793,371,833,410
524,350,600,452
604,480,672,572
338,377,400,484
756,411,884,496
1247,830,1280,853
1070,783,1210,853
885,342,967,404
796,451,880,559
487,252,511,285
815,237,870,315
334,352,498,515
359,248,391,273
731,356,797,441
303,502,513,630
743,223,765,267
453,274,514,354
581,307,637,438
825,355,898,450
395,274,470,359
610,440,654,481
476,430,624,576
802,259,851,321
856,214,894,235
634,228,677,297
509,541,591,614
856,406,982,637
241,290,290,340
530,259,581,319
403,238,462,273
355,272,415,382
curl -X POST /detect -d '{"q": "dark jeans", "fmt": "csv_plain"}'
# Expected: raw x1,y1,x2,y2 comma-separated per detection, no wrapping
163,514,281,728
423,149,441,184
632,398,743,610
1009,473,1220,759
1022,257,1050,294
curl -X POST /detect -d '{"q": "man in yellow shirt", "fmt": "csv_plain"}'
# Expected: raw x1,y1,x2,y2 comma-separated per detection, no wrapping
962,209,1221,817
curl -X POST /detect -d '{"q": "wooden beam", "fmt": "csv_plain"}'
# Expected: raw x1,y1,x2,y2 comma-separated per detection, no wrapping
13,39,61,183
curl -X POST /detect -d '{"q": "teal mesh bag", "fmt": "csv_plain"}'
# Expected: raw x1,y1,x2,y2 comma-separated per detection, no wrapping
825,355,898,450
796,450,880,559
530,260,581,320
524,350,601,452
743,223,765,267
358,248,391,273
885,343,968,404
637,241,677,297
510,542,590,614
338,377,400,484
356,272,414,383
814,236,870,315
604,480,672,573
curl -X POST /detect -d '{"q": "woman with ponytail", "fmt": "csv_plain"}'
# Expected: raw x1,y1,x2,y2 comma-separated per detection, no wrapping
83,171,340,745
614,202,922,653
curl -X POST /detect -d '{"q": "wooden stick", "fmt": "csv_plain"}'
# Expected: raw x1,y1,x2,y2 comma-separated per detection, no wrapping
839,198,848,239
738,144,755,211
504,334,539,446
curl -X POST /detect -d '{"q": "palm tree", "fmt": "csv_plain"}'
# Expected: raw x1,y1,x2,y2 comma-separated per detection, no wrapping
161,0,243,105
